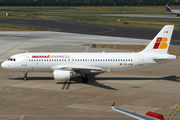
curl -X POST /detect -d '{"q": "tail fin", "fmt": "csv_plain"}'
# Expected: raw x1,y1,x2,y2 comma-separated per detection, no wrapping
166,4,172,12
141,25,174,54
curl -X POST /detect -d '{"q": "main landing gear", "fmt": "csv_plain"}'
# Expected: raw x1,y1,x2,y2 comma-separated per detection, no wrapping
24,72,28,80
82,73,88,83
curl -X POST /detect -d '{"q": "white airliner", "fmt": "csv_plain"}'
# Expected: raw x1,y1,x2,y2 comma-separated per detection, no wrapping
1,25,176,83
111,102,164,120
166,4,180,17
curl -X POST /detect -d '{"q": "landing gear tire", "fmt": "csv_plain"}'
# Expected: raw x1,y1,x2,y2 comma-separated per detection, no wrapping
82,73,88,83
24,77,27,80
82,76,88,83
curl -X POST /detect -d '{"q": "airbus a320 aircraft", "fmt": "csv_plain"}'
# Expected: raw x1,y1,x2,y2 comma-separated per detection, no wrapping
1,25,176,83
166,4,180,17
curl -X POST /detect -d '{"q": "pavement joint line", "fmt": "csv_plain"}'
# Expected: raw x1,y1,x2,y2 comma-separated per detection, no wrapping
0,116,20,120
0,115,134,118
0,38,30,56
0,115,180,118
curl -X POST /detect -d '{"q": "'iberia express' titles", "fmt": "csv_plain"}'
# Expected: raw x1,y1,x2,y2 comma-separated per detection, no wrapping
32,55,70,58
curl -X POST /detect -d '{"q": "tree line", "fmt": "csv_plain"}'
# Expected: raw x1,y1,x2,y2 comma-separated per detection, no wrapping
0,0,179,6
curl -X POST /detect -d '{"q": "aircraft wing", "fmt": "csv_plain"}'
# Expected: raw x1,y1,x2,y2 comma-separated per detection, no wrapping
51,65,110,72
111,102,159,120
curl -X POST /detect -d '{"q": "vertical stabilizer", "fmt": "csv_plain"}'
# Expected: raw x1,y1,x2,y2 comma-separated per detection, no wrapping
166,4,172,13
141,25,174,54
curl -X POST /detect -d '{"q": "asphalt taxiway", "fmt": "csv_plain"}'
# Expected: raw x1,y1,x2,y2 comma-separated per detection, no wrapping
0,19,180,45
100,13,180,19
0,31,180,120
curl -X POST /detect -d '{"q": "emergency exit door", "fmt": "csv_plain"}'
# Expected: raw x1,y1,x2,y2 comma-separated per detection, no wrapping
21,56,27,66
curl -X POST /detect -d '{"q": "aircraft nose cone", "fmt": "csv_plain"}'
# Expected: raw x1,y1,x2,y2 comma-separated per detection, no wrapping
1,62,8,69
1,62,5,68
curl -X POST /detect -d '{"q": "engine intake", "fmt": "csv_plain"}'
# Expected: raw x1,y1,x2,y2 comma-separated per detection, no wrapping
53,70,71,81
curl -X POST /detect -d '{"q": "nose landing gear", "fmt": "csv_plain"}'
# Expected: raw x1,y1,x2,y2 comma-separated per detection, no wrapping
24,72,28,80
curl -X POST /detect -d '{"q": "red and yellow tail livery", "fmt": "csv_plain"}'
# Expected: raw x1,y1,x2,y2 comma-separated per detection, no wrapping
153,37,168,49
141,25,174,54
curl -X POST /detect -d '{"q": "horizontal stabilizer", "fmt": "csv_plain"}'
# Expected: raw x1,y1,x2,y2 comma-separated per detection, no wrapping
111,103,160,120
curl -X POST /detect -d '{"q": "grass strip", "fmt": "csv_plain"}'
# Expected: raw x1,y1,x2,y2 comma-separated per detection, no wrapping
72,20,180,30
0,6,178,14
0,24,45,31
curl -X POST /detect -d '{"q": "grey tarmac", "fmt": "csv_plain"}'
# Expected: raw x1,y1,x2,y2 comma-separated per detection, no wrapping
0,31,180,120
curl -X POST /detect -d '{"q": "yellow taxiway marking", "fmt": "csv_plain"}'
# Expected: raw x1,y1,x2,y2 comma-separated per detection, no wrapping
64,80,69,89
169,103,180,120
0,38,30,56
62,80,71,90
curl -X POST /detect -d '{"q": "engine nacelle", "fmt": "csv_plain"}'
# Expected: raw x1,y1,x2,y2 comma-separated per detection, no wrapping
53,70,71,81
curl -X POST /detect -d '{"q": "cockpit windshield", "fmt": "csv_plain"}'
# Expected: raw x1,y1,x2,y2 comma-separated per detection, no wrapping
8,58,16,61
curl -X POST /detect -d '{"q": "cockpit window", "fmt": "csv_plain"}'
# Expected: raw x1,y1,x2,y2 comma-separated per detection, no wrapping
8,58,16,61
